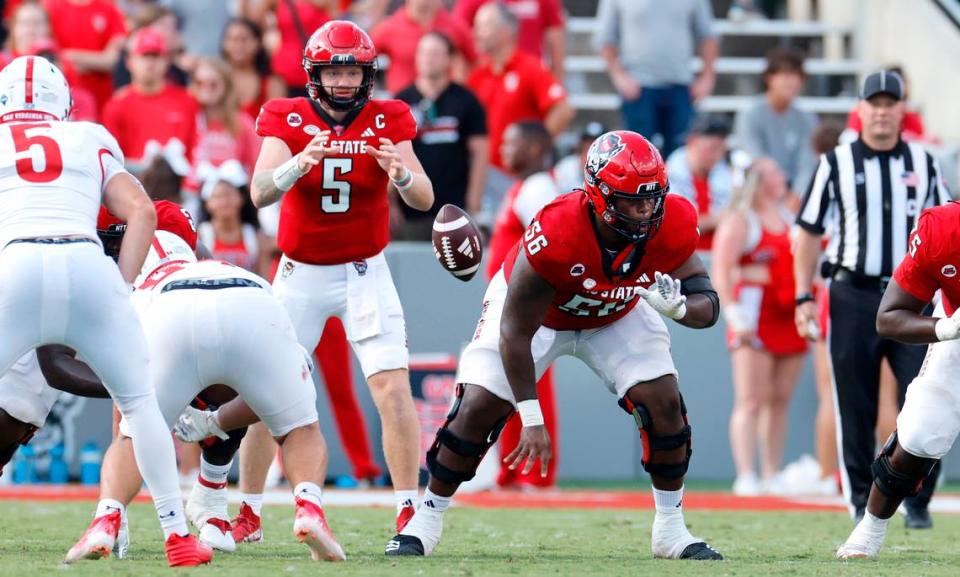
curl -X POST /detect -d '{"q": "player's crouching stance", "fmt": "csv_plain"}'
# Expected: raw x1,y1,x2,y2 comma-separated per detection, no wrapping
386,131,723,560
67,215,345,562
838,203,960,559
0,55,208,566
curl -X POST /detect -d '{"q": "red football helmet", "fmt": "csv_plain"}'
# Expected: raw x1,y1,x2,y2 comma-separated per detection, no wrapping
302,20,377,112
583,130,669,242
97,201,198,260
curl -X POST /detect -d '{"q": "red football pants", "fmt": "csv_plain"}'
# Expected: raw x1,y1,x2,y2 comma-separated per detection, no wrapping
314,318,382,480
496,367,557,488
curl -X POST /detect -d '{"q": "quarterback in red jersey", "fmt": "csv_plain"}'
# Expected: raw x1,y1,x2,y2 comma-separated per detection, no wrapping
838,202,960,559
387,131,723,560
224,20,434,539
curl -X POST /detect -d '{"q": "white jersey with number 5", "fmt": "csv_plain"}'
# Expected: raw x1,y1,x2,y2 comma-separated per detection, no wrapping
0,120,124,247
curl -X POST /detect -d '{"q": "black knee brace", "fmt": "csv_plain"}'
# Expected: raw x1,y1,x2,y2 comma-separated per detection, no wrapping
872,431,937,499
0,424,37,476
619,394,692,480
426,384,511,484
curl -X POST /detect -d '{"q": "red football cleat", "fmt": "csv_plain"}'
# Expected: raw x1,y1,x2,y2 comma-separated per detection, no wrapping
230,502,263,544
293,497,345,562
396,503,415,533
165,532,213,567
65,510,121,563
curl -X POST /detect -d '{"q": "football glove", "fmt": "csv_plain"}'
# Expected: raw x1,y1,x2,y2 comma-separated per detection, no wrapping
174,406,228,442
637,271,687,320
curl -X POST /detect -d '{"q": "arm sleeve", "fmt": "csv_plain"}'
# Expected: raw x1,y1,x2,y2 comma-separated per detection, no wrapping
926,155,951,207
462,90,488,137
106,5,128,42
795,154,833,234
592,0,619,53
532,65,567,115
254,101,286,139
389,102,419,142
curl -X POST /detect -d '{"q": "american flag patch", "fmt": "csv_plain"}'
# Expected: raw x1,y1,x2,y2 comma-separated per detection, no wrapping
902,171,919,186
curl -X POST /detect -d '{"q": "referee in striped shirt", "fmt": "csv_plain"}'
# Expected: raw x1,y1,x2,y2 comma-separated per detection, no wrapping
793,71,950,526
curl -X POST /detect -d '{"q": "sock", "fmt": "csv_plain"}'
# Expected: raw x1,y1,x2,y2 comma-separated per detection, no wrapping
293,482,323,507
198,455,231,489
95,498,125,519
863,511,892,530
154,491,189,538
420,488,451,513
653,486,685,513
395,489,419,514
241,493,263,516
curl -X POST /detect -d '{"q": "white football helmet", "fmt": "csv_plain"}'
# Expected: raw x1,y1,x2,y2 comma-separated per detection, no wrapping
0,55,72,123
136,230,198,288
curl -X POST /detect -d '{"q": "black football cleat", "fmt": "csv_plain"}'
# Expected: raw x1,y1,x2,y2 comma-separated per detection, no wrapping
679,542,724,560
385,534,425,556
904,505,933,530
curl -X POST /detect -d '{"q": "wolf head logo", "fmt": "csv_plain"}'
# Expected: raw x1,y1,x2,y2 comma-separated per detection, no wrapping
585,132,625,186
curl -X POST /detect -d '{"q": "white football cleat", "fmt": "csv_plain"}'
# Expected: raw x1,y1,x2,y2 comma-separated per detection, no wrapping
385,506,443,556
112,510,130,559
837,515,888,560
65,510,121,563
186,480,235,552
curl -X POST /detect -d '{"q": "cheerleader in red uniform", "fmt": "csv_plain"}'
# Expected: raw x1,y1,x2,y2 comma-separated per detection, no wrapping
712,158,808,495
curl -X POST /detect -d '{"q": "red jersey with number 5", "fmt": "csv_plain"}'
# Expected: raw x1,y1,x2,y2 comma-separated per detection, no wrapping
503,192,699,330
893,201,960,316
256,97,418,264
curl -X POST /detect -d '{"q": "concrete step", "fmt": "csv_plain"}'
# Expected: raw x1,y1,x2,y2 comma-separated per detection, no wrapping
567,17,853,38
568,93,858,115
565,55,866,76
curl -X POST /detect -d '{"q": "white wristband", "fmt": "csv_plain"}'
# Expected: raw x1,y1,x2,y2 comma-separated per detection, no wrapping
391,166,413,194
273,154,306,192
516,399,544,427
935,317,960,341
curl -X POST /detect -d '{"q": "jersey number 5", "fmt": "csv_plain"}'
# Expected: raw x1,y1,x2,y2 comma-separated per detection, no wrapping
10,123,63,183
321,158,352,213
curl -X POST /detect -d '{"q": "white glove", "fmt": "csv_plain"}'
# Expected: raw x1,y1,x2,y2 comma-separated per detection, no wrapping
174,405,228,442
935,308,960,341
636,271,687,320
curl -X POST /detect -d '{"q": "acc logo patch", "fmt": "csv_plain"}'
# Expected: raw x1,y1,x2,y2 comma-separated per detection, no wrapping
287,112,302,127
583,278,597,290
570,264,585,277
942,264,957,278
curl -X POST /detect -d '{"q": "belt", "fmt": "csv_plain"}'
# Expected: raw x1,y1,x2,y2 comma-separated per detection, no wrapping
7,237,97,247
832,268,891,293
161,277,263,293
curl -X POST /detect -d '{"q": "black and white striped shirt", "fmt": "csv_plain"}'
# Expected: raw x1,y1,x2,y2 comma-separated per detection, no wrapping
797,138,950,277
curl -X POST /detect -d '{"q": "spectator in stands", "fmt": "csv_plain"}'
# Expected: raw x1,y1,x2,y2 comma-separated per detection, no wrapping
243,0,333,97
371,0,476,96
188,57,261,181
667,114,734,251
0,3,97,121
467,2,573,219
102,27,198,172
196,160,271,275
712,158,808,496
222,18,286,120
453,0,565,80
734,47,817,196
44,0,127,114
394,32,487,240
139,149,189,205
485,121,560,489
593,0,717,157
554,121,605,192
845,65,927,143
113,4,190,88
158,0,235,60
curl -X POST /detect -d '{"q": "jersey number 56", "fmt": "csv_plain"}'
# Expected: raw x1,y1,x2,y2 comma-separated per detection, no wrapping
525,220,548,255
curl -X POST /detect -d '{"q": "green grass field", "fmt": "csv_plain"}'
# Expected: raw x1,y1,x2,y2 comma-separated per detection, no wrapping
2,501,958,576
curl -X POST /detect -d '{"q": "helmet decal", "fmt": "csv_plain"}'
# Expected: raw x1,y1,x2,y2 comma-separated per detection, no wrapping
585,132,625,186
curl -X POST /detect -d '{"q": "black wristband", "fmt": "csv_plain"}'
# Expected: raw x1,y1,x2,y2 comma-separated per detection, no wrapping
795,293,815,306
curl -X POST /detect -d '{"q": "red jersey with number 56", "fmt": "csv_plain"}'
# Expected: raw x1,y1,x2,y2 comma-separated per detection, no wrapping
256,97,418,264
893,201,960,316
503,192,699,330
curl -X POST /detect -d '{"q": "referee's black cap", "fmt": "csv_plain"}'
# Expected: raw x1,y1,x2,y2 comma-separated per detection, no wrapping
861,70,904,101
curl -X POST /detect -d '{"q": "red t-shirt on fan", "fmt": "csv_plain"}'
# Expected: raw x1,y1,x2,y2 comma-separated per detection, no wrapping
273,1,331,90
503,193,699,330
43,0,126,113
454,0,564,59
255,97,417,265
101,84,198,162
894,201,960,316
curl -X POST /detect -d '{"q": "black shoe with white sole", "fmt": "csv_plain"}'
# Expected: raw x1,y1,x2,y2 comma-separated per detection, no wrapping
679,542,724,560
385,534,425,556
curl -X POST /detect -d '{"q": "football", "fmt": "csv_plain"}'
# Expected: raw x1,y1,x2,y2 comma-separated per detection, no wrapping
432,204,483,282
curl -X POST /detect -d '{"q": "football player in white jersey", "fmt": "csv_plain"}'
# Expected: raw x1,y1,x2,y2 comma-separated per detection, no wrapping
65,217,346,562
0,55,211,566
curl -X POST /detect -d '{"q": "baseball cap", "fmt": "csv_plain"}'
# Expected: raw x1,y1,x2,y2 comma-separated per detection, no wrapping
580,121,607,142
687,114,731,138
131,27,167,56
861,70,904,101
